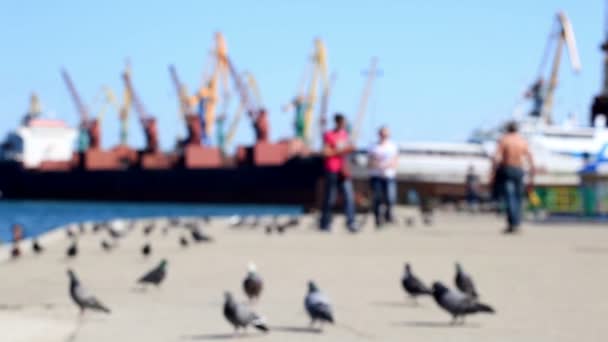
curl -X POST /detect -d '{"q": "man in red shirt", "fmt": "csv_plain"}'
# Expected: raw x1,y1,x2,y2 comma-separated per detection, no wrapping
319,114,358,232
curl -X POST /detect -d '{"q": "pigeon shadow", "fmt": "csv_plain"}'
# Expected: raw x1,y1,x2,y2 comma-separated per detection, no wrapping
182,332,265,340
392,321,481,329
269,325,322,334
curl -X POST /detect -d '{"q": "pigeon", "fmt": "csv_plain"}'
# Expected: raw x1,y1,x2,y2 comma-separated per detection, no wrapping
107,226,122,239
78,223,86,234
141,243,151,257
455,262,478,299
11,245,21,258
431,282,494,324
168,217,180,226
143,224,155,236
138,259,167,287
179,236,189,247
67,269,111,315
101,240,115,252
243,262,263,302
66,241,78,258
32,239,44,254
401,263,432,302
223,291,268,333
190,227,212,242
305,281,334,327
92,222,104,233
66,227,75,239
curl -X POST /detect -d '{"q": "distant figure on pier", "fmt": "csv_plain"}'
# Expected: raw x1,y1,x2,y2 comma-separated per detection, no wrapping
251,108,269,143
525,78,545,118
319,113,357,232
492,121,535,234
465,165,481,211
368,126,398,228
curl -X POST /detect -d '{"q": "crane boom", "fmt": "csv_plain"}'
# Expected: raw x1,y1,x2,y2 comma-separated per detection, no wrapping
169,64,191,118
541,11,581,122
122,72,149,123
352,57,379,144
61,68,89,124
224,72,262,147
303,38,329,143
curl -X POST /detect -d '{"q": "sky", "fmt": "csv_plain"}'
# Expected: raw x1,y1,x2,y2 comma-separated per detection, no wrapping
0,0,605,150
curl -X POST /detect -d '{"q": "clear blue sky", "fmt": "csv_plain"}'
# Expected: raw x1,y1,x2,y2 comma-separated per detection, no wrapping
0,0,603,150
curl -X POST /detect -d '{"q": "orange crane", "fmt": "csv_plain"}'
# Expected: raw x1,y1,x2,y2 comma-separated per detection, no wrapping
192,32,231,144
61,68,101,151
122,71,159,154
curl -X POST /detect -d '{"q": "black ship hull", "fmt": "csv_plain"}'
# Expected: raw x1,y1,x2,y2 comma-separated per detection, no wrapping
0,157,324,209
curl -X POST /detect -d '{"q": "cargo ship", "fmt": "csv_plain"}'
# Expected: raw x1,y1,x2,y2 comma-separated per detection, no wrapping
0,33,336,209
0,98,324,207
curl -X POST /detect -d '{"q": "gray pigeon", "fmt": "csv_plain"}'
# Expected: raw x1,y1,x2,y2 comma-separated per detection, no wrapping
242,262,263,302
67,269,111,315
431,282,493,324
223,292,268,333
401,263,432,302
455,262,478,299
138,259,167,287
305,281,334,327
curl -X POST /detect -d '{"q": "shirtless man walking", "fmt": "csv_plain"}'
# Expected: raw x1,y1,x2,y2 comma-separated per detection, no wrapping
493,121,535,234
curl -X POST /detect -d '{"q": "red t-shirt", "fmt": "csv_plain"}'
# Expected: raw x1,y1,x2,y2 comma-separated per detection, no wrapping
323,129,349,173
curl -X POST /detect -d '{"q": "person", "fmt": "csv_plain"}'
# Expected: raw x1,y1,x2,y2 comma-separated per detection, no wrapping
465,165,481,211
368,126,398,228
319,113,357,232
492,121,534,234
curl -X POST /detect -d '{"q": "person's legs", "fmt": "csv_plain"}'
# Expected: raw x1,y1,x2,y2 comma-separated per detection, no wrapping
384,178,397,223
370,177,383,227
511,171,524,228
503,167,524,232
340,178,357,231
319,173,338,231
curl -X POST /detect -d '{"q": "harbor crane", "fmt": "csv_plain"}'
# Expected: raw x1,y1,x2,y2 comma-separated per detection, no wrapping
61,68,101,151
122,71,159,153
528,11,581,124
169,64,202,146
351,57,380,145
286,39,329,144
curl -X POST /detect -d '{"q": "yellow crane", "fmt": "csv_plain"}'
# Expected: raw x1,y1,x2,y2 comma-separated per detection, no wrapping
351,57,379,145
92,86,119,124
301,38,329,144
118,61,132,146
536,11,581,123
193,32,232,142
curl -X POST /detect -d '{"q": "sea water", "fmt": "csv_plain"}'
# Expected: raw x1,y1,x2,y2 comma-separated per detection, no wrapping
0,200,302,242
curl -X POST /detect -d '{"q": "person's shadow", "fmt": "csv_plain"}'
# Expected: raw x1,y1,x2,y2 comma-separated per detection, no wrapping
182,326,321,340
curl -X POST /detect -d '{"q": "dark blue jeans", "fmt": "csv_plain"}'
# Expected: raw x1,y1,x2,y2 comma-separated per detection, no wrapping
500,166,524,228
320,172,356,231
370,176,396,226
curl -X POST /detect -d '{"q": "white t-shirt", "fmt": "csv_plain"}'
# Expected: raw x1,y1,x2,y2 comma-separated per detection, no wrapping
368,140,398,178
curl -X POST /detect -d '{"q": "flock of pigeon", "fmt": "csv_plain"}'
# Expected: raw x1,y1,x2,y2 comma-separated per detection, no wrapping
11,215,495,338
401,262,495,324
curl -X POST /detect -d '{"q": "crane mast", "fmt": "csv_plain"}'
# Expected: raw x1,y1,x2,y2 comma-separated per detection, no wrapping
540,11,581,123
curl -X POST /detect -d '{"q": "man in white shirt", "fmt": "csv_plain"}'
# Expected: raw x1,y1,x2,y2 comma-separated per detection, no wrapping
368,126,398,228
